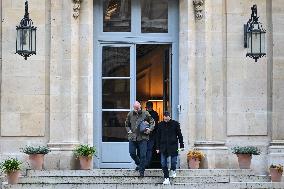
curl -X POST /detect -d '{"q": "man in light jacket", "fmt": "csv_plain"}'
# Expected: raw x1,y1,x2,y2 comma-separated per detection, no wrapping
125,101,155,177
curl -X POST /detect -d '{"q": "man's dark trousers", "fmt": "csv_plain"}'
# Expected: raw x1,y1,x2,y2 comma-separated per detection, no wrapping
129,140,147,175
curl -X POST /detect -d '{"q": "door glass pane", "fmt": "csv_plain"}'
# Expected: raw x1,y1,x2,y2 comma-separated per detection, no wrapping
141,0,168,33
102,111,128,142
103,0,131,32
103,47,130,77
102,79,130,109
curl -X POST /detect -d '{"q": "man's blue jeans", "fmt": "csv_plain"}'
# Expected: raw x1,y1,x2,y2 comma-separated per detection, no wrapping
129,140,147,174
160,153,178,178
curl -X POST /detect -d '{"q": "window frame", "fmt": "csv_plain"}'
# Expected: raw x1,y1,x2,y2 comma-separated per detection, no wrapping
97,0,176,38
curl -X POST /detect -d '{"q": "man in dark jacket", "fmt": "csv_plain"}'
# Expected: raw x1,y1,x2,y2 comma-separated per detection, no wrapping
125,101,155,177
145,101,159,168
156,111,184,185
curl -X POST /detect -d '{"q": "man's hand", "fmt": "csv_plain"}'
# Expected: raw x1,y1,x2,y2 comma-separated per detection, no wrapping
156,150,160,154
144,128,150,134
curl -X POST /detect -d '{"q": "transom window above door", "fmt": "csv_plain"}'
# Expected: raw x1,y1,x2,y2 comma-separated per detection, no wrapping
103,0,169,33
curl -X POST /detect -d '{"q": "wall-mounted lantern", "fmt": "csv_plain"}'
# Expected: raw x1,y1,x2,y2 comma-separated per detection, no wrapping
16,0,37,60
244,5,266,62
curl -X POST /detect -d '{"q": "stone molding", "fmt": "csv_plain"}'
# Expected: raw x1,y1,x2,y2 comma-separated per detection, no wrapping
73,0,82,19
193,0,204,20
47,142,80,151
194,141,228,150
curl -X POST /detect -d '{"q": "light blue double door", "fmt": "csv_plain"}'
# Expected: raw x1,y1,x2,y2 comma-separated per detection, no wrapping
93,0,179,168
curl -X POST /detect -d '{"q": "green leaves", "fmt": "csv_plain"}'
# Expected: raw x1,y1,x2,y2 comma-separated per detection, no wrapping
74,144,96,158
0,158,22,173
21,146,51,155
232,146,261,155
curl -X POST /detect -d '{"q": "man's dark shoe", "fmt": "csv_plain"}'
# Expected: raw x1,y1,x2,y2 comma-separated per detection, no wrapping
135,166,140,171
139,172,144,178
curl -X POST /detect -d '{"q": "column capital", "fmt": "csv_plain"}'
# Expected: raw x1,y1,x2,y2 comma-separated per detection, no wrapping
193,0,205,20
72,0,82,19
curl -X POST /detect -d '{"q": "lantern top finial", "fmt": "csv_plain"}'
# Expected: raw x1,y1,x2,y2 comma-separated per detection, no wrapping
18,0,34,28
250,4,258,23
24,0,29,19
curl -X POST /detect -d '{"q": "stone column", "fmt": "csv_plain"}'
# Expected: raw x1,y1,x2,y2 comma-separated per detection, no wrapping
179,0,228,169
77,0,94,146
47,0,81,169
269,0,284,166
179,0,195,168
189,0,228,168
195,0,228,168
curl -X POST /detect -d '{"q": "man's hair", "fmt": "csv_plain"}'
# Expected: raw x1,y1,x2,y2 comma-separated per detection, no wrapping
146,101,153,108
163,111,170,117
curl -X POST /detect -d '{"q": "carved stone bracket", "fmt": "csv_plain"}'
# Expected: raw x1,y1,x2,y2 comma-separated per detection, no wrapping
73,0,82,19
193,0,204,20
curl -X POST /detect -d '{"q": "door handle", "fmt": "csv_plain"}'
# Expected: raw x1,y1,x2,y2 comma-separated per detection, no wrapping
177,105,181,113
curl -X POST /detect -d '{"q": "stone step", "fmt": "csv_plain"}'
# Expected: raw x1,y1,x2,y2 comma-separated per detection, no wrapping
230,175,270,182
15,175,271,184
26,169,255,177
16,175,230,184
2,182,284,189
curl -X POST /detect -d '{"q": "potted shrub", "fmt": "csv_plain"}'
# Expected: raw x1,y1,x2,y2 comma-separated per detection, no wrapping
74,144,96,170
232,146,260,169
21,146,50,170
0,158,22,184
270,164,283,182
187,150,205,169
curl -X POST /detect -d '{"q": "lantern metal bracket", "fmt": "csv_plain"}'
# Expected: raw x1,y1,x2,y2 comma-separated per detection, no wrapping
244,24,248,48
244,5,258,48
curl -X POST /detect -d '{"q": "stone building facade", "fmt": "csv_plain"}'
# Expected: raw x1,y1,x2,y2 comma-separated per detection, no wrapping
0,0,283,174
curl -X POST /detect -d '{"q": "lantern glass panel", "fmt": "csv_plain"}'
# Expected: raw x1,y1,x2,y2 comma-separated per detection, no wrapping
251,31,261,54
261,33,266,53
16,29,22,51
22,28,30,51
31,29,36,52
247,32,252,52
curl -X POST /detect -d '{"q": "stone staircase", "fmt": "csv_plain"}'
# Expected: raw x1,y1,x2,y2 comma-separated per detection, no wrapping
1,169,284,189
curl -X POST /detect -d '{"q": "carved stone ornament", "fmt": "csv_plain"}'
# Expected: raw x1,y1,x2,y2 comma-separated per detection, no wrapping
193,0,204,20
73,0,82,19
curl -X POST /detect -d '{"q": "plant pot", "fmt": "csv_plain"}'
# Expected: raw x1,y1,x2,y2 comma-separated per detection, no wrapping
29,154,45,170
79,156,93,170
270,168,283,182
7,170,20,184
236,154,252,169
187,157,200,169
